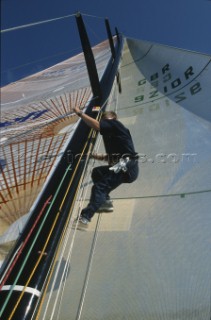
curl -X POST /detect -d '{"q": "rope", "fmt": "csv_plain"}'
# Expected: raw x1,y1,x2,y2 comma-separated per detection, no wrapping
0,48,81,74
0,14,75,33
111,189,211,200
5,96,109,319
0,12,106,34
49,135,103,320
0,196,52,290
49,155,95,320
80,13,105,20
7,146,86,319
1,115,95,316
34,112,103,319
36,108,105,319
74,95,118,320
49,103,115,320
85,20,103,42
39,137,97,320
33,80,118,319
0,160,72,318
1,97,105,318
75,214,102,320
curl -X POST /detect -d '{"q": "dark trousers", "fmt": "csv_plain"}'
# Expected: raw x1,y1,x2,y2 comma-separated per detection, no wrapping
81,160,139,221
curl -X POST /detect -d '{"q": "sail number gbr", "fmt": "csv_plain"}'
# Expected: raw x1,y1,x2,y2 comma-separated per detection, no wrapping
134,65,202,103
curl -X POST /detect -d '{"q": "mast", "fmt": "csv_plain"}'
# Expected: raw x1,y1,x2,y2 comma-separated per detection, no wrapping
105,18,116,59
0,14,123,320
75,12,102,105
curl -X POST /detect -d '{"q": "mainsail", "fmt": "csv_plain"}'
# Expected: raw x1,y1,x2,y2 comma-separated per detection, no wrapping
0,34,111,257
1,12,211,320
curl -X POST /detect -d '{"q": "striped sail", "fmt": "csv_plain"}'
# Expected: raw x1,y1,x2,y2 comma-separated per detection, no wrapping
0,39,112,262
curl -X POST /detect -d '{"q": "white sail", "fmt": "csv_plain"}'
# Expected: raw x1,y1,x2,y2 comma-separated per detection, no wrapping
38,38,211,320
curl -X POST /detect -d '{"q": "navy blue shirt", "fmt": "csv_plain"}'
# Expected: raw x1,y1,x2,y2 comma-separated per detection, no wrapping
100,119,137,163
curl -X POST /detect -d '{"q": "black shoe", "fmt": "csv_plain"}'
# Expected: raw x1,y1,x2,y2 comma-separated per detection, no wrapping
98,200,114,212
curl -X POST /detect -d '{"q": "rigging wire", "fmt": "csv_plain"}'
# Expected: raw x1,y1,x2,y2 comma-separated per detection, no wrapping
111,189,211,200
74,86,120,320
38,112,105,319
0,196,52,290
51,92,118,320
85,20,104,43
0,13,76,33
49,155,98,320
36,104,107,319
0,160,73,317
0,48,81,75
55,135,104,320
38,171,88,319
0,12,105,34
80,13,105,19
34,111,102,319
75,215,102,320
1,12,107,83
0,105,98,316
40,144,96,320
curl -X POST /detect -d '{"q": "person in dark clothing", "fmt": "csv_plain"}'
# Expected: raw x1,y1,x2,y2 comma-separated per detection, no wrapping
73,106,139,225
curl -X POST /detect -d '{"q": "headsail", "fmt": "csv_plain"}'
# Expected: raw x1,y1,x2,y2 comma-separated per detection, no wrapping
38,38,210,320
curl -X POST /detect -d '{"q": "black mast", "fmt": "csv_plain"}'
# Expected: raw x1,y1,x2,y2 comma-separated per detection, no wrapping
75,12,102,105
105,18,116,59
0,13,123,320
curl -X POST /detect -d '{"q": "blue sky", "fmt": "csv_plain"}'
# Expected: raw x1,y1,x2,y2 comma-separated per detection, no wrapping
1,0,211,86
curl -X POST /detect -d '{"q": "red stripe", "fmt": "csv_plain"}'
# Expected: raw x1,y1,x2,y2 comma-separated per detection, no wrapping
0,195,52,290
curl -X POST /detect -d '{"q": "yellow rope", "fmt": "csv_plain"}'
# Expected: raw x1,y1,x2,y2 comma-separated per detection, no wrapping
35,119,99,319
9,114,100,319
